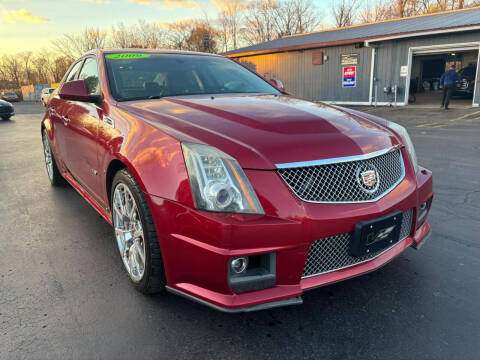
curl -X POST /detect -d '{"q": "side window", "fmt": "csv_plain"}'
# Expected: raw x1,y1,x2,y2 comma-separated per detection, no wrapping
66,61,83,82
78,58,100,95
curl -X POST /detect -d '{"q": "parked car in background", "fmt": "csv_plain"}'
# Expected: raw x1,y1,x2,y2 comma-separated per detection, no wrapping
41,49,433,312
0,99,14,120
454,64,477,97
1,91,19,102
41,88,55,106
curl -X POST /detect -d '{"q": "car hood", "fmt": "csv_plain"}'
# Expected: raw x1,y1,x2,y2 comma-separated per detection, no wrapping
0,100,12,106
118,94,400,170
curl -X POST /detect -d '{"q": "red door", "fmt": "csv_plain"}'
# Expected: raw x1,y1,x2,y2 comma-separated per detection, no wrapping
60,57,105,207
51,60,84,171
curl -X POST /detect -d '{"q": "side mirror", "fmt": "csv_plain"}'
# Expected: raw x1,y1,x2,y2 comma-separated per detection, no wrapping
59,80,101,103
269,79,285,91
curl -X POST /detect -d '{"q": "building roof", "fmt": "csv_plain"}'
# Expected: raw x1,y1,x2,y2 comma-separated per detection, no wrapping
225,7,480,57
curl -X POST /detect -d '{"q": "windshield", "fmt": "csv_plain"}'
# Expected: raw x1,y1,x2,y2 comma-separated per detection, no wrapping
105,53,280,101
4,92,16,96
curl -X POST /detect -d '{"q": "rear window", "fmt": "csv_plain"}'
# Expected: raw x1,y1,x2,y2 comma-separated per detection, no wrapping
4,92,16,96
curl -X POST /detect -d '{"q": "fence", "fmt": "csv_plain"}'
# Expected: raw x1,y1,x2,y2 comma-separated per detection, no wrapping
21,84,49,101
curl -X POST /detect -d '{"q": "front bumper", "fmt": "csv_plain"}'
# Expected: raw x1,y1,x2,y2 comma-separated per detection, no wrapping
148,163,433,312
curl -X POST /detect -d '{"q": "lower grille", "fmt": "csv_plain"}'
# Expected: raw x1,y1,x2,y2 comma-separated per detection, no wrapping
302,209,413,278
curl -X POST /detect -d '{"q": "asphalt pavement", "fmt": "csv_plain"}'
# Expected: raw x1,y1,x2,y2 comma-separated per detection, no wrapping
1,102,479,360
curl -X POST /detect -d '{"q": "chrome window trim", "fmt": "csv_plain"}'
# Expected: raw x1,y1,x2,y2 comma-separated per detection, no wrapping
275,145,401,169
276,146,406,204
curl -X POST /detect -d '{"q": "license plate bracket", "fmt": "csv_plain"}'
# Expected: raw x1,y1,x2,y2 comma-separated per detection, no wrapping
349,211,403,257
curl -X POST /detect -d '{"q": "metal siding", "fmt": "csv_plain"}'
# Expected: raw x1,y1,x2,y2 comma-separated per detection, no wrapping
226,8,480,56
374,31,480,104
237,45,372,102
475,51,480,105
236,31,479,105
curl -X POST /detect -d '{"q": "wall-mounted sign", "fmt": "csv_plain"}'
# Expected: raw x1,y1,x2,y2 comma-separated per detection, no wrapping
312,52,323,65
343,66,356,87
400,65,408,77
341,54,359,65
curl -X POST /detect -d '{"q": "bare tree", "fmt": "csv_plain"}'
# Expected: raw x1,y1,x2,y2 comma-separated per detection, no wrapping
110,21,166,49
162,20,193,50
136,20,166,49
52,28,107,58
275,0,322,36
214,0,245,51
162,19,218,52
331,0,359,27
0,55,22,87
241,0,279,45
32,53,50,84
359,0,392,22
110,22,136,48
186,22,218,52
19,52,34,85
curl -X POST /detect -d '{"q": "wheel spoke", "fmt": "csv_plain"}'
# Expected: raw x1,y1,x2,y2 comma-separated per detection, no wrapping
43,134,53,179
128,203,137,220
115,228,126,252
113,202,123,220
135,240,145,265
113,191,126,218
112,182,146,282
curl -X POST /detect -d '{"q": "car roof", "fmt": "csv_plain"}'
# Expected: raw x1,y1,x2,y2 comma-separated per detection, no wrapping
83,48,223,58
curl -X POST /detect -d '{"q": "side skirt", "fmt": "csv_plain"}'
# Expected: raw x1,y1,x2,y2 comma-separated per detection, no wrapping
63,172,113,226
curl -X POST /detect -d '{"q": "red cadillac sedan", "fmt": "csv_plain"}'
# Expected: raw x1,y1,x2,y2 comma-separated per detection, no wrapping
41,49,433,312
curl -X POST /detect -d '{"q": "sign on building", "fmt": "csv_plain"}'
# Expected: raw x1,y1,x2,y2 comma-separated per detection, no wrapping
341,54,359,65
342,66,356,87
400,65,408,77
312,52,324,65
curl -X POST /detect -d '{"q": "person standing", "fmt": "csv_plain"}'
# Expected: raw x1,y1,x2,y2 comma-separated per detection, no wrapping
439,64,461,110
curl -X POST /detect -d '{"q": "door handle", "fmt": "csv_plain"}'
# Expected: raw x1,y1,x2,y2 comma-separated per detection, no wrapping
63,114,70,125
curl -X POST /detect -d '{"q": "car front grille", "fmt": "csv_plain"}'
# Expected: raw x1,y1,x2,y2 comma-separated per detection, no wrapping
277,148,404,203
0,107,12,114
302,208,413,278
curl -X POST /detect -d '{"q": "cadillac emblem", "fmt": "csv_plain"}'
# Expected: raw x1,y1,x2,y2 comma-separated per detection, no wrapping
356,165,380,194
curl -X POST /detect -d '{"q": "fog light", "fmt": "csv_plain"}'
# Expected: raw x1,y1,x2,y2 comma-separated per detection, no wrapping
417,199,432,229
228,253,276,293
230,257,249,274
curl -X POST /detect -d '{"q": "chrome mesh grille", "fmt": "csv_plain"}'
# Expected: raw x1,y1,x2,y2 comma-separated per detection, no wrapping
302,209,413,278
278,149,404,203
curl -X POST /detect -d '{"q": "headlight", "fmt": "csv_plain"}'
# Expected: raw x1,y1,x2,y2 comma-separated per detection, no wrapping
386,121,418,173
182,143,264,214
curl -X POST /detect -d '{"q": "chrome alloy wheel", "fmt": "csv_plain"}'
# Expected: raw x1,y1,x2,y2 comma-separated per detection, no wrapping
42,130,53,181
113,183,146,282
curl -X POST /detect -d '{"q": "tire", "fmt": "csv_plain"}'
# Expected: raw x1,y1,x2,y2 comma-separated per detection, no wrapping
42,129,66,186
111,169,166,294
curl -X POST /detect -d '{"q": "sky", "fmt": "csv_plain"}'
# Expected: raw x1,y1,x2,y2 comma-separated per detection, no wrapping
0,0,334,55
